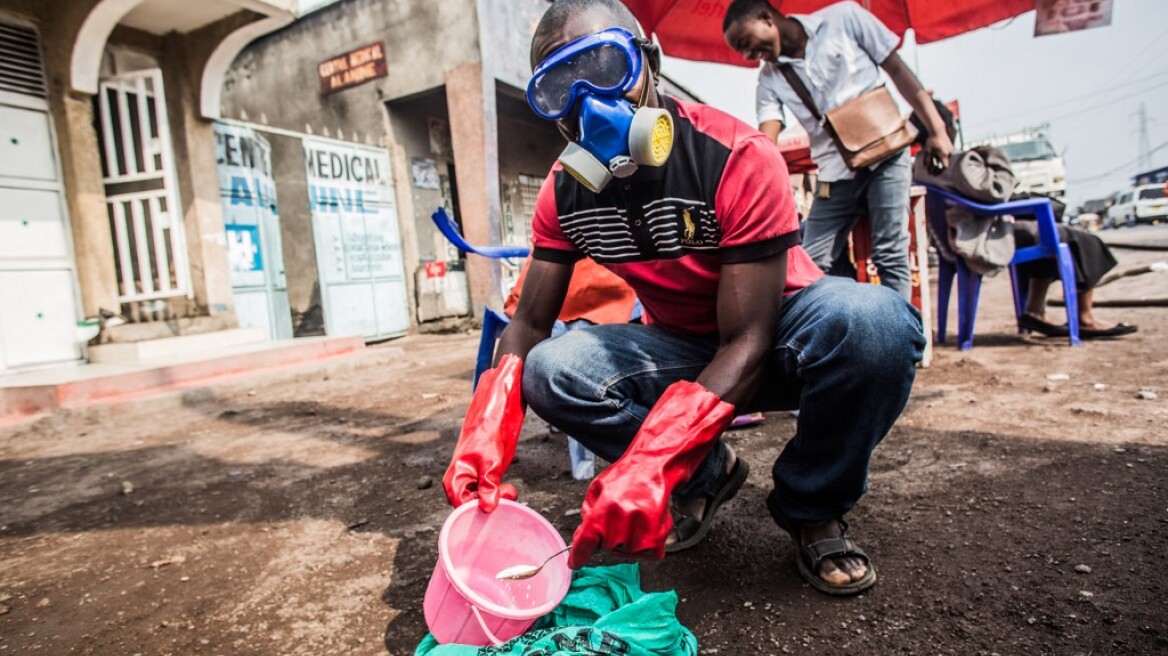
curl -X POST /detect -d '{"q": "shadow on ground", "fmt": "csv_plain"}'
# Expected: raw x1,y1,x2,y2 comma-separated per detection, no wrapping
1,366,1164,655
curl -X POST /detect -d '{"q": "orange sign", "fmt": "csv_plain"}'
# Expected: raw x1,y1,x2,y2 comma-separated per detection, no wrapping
318,42,387,95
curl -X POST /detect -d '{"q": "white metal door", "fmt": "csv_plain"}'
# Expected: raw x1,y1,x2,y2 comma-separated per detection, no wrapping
97,69,190,303
213,122,292,340
0,20,82,372
0,271,80,368
303,138,409,341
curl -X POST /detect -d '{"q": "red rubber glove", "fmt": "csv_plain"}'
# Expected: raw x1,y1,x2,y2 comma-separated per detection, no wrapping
443,354,525,513
569,380,735,568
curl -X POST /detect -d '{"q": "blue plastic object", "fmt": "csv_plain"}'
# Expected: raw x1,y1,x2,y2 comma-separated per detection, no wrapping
473,307,511,390
924,185,1081,350
431,207,531,259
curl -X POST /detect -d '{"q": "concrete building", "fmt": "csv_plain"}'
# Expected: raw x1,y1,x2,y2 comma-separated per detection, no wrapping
0,0,298,375
0,0,701,378
220,0,700,332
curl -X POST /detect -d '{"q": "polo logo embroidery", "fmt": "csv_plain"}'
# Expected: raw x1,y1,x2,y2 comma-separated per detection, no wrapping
680,206,714,247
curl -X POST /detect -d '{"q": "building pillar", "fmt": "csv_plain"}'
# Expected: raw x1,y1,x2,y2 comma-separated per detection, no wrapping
162,35,235,318
50,90,120,317
445,62,502,316
29,0,121,318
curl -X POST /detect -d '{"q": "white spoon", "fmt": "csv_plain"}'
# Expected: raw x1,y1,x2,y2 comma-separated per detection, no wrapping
495,545,571,580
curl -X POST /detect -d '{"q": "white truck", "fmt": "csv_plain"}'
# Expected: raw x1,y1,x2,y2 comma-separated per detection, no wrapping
973,129,1067,200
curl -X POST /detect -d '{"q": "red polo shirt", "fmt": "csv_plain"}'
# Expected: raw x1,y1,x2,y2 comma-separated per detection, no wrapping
532,97,823,335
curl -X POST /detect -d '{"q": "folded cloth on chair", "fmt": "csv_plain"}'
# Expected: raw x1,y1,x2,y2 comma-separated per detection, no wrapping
948,211,1016,276
916,146,1018,276
914,146,1016,204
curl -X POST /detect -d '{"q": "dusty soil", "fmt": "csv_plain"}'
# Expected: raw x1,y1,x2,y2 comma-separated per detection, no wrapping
1,234,1165,655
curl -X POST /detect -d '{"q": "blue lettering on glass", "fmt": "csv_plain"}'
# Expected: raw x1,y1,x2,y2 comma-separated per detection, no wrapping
228,175,279,211
230,176,253,206
308,185,377,214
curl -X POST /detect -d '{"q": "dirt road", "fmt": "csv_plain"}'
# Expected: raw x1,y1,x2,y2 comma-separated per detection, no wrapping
1,244,1165,655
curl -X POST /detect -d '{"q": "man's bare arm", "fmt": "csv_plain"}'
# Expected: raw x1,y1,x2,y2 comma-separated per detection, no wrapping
880,52,954,165
495,257,573,363
695,250,787,406
759,119,784,143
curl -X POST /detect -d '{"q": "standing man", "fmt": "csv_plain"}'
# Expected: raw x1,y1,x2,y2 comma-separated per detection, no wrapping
722,0,954,301
443,0,924,596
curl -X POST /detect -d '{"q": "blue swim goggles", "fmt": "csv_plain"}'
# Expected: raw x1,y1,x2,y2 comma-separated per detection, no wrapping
527,27,645,120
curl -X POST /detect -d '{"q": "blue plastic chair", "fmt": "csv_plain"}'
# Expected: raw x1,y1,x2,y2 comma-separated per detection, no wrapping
430,206,531,259
924,185,1081,350
473,307,511,389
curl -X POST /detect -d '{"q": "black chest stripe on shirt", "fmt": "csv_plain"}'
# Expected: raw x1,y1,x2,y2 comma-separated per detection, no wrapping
555,197,724,264
551,99,737,265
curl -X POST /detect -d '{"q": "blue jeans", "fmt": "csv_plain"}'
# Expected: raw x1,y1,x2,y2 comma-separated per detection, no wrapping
550,299,642,481
523,276,925,526
803,149,914,301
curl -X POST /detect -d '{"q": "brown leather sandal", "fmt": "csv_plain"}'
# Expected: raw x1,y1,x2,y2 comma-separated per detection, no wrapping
665,457,749,553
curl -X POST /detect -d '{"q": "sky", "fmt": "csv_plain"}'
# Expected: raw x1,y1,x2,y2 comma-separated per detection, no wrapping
660,0,1168,209
296,0,1167,209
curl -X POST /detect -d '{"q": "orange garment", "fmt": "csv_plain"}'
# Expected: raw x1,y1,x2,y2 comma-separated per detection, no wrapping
504,256,637,325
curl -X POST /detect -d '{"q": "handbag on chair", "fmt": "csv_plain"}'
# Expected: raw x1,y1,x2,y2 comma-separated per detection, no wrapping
779,65,918,170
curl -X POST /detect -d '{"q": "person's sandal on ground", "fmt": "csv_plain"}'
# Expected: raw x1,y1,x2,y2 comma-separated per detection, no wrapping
664,447,749,553
766,492,877,596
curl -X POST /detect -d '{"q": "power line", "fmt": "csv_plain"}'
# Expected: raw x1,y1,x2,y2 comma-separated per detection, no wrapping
1066,139,1168,184
969,78,1168,135
1057,79,1168,133
972,68,1168,129
1104,25,1168,90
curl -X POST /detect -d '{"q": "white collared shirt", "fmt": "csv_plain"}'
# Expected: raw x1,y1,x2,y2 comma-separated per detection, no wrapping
756,1,899,181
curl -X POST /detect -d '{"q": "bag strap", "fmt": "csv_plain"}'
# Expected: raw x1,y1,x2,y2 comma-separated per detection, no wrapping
778,64,822,122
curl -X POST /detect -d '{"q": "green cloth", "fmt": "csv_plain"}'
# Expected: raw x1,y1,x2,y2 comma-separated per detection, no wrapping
415,564,697,656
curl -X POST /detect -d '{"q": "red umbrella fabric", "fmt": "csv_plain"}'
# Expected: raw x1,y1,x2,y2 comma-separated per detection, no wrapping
623,0,1035,66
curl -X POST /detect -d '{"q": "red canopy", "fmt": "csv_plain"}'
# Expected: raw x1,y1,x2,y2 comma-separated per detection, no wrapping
622,0,1035,67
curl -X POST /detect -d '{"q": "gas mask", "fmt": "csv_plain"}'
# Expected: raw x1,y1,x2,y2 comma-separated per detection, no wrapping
527,28,674,193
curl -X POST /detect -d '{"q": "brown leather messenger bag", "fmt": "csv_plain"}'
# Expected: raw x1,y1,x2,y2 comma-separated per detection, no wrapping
779,64,917,170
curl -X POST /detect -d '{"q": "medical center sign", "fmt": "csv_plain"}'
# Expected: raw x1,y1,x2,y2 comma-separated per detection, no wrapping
318,42,387,95
304,138,403,284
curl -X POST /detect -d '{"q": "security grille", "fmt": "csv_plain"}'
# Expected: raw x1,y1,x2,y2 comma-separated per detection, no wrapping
96,69,190,302
515,173,543,246
0,21,48,99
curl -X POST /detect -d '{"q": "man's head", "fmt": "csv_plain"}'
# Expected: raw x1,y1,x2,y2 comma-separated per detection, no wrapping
722,0,783,63
530,0,660,140
527,0,674,193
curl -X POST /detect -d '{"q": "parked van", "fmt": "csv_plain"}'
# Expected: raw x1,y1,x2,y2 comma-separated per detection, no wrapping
1109,184,1168,227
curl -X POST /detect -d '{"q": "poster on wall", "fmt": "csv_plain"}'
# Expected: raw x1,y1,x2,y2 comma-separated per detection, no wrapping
303,137,409,339
428,117,451,158
410,157,440,190
1035,0,1113,36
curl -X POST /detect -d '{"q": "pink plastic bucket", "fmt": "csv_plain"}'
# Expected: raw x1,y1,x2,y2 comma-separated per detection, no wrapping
423,499,571,646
